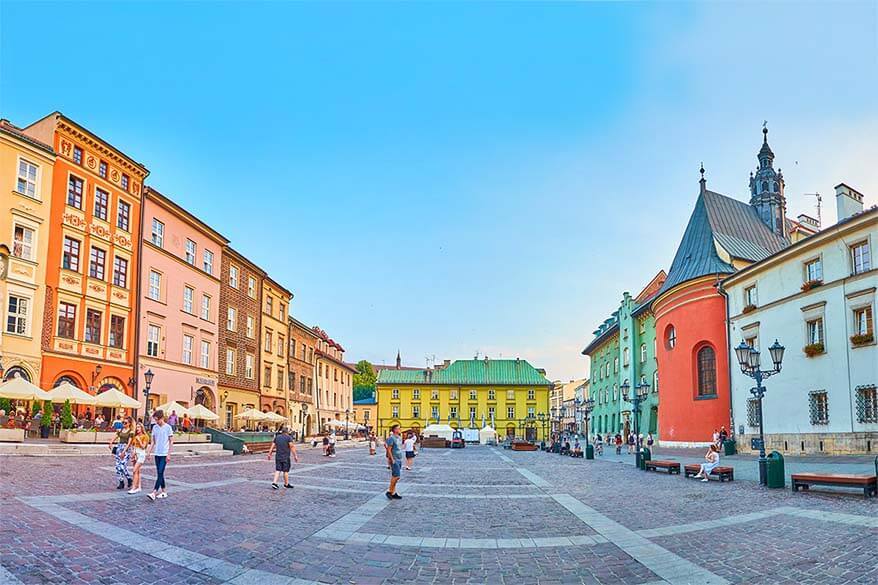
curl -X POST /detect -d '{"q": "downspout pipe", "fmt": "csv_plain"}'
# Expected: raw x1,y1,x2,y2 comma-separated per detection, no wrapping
716,280,735,434
132,190,146,420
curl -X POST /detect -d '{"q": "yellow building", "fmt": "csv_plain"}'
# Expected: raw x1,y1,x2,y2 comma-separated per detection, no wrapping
0,120,56,383
259,276,292,422
376,358,552,441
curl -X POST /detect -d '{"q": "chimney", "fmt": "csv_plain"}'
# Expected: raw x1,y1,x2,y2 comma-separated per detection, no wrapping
797,213,820,230
835,183,864,222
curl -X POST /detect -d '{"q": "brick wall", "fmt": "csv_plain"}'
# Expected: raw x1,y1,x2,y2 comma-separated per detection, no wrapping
218,251,261,391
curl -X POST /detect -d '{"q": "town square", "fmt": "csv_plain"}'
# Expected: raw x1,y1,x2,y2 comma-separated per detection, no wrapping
1,0,877,583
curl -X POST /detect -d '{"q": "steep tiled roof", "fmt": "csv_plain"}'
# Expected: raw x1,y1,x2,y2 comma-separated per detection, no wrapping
377,359,551,386
657,189,789,296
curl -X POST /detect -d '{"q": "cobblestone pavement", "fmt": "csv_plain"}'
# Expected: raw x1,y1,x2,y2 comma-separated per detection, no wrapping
1,443,876,584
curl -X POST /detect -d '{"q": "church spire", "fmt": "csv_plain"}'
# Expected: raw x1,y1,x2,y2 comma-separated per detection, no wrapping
749,123,787,239
699,162,706,194
396,350,401,369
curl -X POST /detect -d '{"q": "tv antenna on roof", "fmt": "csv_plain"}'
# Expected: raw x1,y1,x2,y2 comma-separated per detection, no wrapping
425,354,436,369
474,350,480,360
804,193,822,227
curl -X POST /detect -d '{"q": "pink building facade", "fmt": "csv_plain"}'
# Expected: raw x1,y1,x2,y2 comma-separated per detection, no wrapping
136,188,228,414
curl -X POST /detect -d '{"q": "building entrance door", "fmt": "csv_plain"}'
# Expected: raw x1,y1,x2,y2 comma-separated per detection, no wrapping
525,426,537,442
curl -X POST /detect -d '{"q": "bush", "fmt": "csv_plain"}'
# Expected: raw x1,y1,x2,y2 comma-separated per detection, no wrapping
0,398,11,413
61,399,74,429
41,400,52,427
32,401,41,416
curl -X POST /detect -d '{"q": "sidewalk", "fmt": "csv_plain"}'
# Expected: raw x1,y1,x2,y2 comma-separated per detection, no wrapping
586,445,878,483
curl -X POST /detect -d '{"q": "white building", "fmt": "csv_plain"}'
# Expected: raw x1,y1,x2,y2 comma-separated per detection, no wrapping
725,184,877,455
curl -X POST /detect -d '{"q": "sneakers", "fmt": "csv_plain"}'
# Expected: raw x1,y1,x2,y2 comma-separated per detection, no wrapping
284,484,293,489
127,487,141,494
147,492,156,501
385,491,393,499
701,478,709,483
390,493,402,500
157,492,168,498
127,478,133,489
272,483,279,490
116,481,125,490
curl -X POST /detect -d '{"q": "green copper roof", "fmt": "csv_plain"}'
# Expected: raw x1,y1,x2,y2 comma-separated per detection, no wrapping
377,359,551,386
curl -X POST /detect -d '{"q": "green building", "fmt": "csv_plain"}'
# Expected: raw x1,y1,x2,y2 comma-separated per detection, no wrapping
582,271,665,439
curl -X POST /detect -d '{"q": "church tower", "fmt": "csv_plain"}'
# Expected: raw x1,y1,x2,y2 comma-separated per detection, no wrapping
749,126,788,239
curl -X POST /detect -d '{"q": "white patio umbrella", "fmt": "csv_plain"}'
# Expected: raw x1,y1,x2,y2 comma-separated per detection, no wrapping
154,401,190,417
47,382,96,405
235,408,269,421
0,376,51,402
186,404,219,421
262,411,288,423
92,388,141,409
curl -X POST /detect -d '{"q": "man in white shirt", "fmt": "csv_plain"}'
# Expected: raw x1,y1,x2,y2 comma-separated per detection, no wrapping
146,409,174,501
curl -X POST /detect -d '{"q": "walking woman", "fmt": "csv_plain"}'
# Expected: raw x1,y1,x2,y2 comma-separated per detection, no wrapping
109,417,134,490
121,422,150,494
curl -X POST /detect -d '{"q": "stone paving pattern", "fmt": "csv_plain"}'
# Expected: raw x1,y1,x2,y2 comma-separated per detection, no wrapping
1,442,876,584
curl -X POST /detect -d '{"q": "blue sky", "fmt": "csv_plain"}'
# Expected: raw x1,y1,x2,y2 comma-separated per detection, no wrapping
2,1,876,381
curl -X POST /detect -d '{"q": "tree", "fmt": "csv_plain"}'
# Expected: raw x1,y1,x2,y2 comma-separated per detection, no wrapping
352,360,377,402
32,401,41,416
40,400,52,427
61,399,75,429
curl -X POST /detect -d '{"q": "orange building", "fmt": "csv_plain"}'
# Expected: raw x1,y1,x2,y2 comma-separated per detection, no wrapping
22,113,149,414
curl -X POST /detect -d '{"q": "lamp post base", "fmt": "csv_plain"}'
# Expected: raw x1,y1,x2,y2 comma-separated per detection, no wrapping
758,457,767,486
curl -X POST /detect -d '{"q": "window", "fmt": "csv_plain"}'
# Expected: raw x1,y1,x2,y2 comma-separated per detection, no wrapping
147,324,160,356
289,339,296,358
488,406,495,418
469,389,477,400
666,326,676,349
200,340,210,369
506,389,514,400
185,239,196,265
229,265,239,288
856,385,878,424
266,296,273,315
183,286,194,313
149,274,162,303
613,384,618,400
488,389,495,400
201,295,210,320
151,219,164,247
246,315,254,337
623,347,630,366
84,309,101,344
412,405,420,418
276,366,284,390
93,188,108,220
264,330,272,351
62,237,81,271
744,285,758,307
850,241,871,275
98,160,107,179
450,390,458,400
247,276,256,298
72,146,82,165
696,346,717,397
746,398,761,428
245,354,254,379
112,256,128,287
469,406,476,420
391,388,399,399
121,173,129,191
613,357,619,372
182,335,194,364
89,247,106,280
431,406,439,419
527,389,535,400
640,343,647,363
450,406,458,419
853,306,874,337
412,389,420,400
12,224,34,260
392,405,399,418
67,175,83,208
277,335,284,357
109,315,124,349
226,348,236,375
507,406,515,419
527,406,535,417
653,370,659,393
203,250,214,275
114,200,130,232
805,258,822,282
263,365,272,387
809,391,829,425
806,318,824,346
6,295,28,334
279,303,286,320
226,307,236,331
16,158,38,198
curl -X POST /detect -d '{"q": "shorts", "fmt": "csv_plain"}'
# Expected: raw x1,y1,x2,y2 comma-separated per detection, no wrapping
135,448,146,465
391,461,402,478
275,460,291,472
405,451,415,459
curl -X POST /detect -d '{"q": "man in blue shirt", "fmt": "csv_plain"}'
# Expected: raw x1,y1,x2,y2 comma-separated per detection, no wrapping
385,423,403,499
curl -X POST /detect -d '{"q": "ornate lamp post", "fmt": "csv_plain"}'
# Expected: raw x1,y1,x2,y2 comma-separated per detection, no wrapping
142,369,154,428
622,379,650,469
735,339,785,486
578,397,595,459
344,408,350,441
537,412,547,449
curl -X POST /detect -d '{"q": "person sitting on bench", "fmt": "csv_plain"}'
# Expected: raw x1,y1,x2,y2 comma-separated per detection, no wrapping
572,440,582,457
694,444,720,482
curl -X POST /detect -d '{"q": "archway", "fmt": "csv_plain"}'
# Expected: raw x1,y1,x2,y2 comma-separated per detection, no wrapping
96,377,126,422
194,386,214,410
3,366,31,382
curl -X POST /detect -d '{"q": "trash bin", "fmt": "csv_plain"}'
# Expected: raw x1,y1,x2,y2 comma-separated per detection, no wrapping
723,439,737,456
585,444,594,460
766,451,785,488
640,447,651,470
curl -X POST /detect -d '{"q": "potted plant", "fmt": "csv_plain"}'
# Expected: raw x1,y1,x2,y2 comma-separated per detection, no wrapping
850,333,875,347
803,342,825,357
61,399,74,430
40,400,52,438
801,279,823,292
742,304,757,314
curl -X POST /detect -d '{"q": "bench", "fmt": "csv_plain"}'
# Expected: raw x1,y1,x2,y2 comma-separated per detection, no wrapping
644,460,680,474
243,442,273,454
791,473,877,498
684,464,735,482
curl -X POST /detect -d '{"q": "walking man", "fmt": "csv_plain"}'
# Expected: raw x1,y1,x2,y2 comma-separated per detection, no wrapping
267,427,299,489
146,409,173,501
385,424,403,500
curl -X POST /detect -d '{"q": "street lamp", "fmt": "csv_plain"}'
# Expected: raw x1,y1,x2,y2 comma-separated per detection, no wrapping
143,369,154,428
735,339,785,485
344,408,350,441
622,379,650,469
580,396,595,459
537,412,547,450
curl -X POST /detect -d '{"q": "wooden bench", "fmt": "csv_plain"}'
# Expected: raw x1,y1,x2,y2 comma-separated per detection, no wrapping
511,441,538,451
243,442,273,454
644,460,680,474
684,464,735,482
791,473,877,498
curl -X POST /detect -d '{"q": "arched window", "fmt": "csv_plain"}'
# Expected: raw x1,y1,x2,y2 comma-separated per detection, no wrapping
53,376,81,389
3,366,30,382
665,325,676,350
761,180,769,192
640,343,647,363
696,346,717,397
